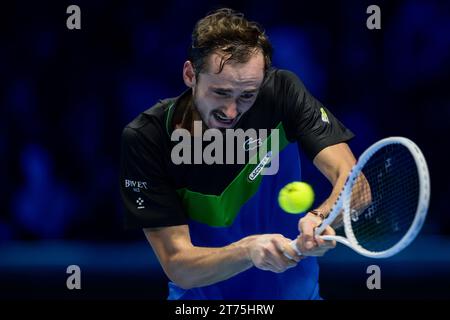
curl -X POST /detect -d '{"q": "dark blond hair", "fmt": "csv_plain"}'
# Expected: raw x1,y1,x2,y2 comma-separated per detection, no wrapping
189,8,272,76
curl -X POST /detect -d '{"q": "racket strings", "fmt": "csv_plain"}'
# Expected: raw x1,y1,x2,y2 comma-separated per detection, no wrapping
352,169,418,247
353,188,417,240
348,144,420,252
353,177,418,245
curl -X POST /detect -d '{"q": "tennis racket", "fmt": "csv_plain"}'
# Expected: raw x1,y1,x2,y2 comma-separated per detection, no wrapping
289,137,430,258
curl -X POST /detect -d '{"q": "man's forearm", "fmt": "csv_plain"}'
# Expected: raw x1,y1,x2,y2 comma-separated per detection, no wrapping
168,236,255,290
311,143,356,218
315,168,350,217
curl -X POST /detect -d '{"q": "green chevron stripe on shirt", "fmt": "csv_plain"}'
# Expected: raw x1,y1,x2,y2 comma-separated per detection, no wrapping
176,122,290,227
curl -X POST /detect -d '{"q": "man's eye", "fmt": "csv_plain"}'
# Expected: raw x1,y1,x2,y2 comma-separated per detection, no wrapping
240,94,254,100
214,91,228,97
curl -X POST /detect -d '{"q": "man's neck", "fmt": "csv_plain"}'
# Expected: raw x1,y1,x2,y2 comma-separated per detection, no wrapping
173,92,204,135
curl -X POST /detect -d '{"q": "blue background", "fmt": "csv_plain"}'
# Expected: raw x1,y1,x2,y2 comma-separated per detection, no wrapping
1,0,449,299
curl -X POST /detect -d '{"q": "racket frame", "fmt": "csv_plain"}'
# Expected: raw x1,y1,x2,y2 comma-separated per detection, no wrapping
290,137,430,258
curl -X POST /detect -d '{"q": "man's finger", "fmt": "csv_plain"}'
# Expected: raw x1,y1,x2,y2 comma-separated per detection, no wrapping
319,226,336,247
299,221,316,251
266,254,294,272
272,237,301,263
280,242,302,262
314,235,326,246
315,235,336,248
322,225,336,236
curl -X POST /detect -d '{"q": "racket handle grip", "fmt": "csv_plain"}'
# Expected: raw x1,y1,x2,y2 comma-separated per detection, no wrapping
290,240,302,255
283,240,302,260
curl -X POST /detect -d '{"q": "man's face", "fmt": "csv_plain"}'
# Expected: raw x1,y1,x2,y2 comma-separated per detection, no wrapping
192,51,265,129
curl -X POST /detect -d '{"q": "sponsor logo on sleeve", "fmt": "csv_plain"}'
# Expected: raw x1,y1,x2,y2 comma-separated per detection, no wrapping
124,179,148,193
320,107,330,124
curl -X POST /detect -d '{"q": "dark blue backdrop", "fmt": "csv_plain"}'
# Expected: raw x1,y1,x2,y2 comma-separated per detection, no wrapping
1,0,449,299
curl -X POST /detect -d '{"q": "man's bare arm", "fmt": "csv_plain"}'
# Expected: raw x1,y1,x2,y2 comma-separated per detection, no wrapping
144,225,300,290
312,142,356,215
296,142,356,255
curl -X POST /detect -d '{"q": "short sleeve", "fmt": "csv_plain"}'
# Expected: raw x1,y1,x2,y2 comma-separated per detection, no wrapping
278,70,355,160
120,126,187,229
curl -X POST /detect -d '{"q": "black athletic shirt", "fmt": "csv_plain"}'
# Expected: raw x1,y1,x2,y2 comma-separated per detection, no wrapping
120,68,354,230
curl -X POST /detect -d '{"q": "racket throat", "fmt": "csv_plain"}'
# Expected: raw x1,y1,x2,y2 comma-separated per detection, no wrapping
321,235,352,248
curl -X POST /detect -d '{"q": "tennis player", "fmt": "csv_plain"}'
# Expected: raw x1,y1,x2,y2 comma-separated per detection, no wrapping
120,8,356,299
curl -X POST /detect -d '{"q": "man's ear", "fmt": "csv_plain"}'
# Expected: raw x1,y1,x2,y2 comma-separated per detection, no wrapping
183,61,196,88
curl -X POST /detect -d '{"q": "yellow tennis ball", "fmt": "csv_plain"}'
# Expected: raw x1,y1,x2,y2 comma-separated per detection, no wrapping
278,181,315,214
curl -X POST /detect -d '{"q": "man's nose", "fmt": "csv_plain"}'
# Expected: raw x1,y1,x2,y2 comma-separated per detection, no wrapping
223,101,238,119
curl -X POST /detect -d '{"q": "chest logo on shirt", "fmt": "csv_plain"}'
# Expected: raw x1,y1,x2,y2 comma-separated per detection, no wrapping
243,137,262,151
124,179,148,193
248,151,273,181
320,108,330,124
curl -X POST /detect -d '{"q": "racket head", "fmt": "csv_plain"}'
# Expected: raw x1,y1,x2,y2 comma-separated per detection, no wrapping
341,137,430,258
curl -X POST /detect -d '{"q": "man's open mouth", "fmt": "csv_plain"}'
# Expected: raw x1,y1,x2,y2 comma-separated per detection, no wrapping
212,110,238,125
